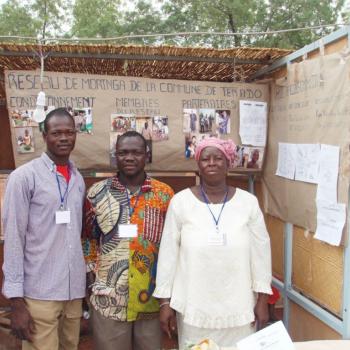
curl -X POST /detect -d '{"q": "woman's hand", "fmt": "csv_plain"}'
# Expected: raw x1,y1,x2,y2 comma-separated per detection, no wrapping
253,293,269,330
159,303,177,339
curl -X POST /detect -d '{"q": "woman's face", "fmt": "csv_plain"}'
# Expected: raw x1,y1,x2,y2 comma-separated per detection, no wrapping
198,146,228,182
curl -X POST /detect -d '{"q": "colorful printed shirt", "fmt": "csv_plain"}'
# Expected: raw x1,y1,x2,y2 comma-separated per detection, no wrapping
82,175,174,321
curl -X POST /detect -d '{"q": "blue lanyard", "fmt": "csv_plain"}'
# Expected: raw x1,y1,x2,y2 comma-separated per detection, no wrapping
200,185,228,232
55,173,69,210
125,189,142,223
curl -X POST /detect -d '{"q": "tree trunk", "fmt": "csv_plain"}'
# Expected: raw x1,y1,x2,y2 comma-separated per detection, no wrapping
228,13,240,47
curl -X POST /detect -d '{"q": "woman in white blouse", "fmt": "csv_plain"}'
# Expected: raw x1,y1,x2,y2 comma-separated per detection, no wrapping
153,137,272,349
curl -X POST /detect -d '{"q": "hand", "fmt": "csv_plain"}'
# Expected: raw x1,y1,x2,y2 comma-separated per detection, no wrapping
159,304,177,339
86,271,95,297
10,298,36,342
253,293,269,330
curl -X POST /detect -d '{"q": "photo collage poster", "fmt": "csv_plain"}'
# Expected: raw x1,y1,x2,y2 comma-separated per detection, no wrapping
10,109,38,154
5,71,269,171
10,105,94,154
110,114,169,167
183,108,231,159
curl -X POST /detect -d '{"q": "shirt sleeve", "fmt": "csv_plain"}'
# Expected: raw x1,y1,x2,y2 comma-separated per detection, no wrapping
248,197,273,295
2,171,31,298
81,196,99,273
153,197,181,298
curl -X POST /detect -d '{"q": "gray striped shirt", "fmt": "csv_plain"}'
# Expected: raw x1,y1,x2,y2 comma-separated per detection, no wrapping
2,153,86,300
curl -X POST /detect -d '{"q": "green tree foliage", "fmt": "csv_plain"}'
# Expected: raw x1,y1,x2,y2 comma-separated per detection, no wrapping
160,0,258,47
30,0,71,39
121,0,163,44
160,0,345,48
0,0,71,40
0,0,39,37
71,0,122,38
254,0,346,48
0,0,346,48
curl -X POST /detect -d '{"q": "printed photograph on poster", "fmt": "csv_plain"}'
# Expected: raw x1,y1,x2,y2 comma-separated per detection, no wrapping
235,146,264,169
10,109,38,127
198,109,215,134
184,133,215,159
111,114,135,133
109,132,122,168
15,127,34,153
234,145,245,167
152,116,169,141
72,108,93,134
246,147,264,169
216,110,231,134
183,109,198,133
136,116,153,163
185,133,197,159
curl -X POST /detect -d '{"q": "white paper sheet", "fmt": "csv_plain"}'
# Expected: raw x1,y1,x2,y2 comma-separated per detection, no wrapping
294,144,320,184
314,200,346,246
275,143,297,180
236,321,294,350
316,144,339,203
239,100,267,146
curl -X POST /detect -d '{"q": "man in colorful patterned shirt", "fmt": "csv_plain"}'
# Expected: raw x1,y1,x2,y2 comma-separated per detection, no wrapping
83,131,174,350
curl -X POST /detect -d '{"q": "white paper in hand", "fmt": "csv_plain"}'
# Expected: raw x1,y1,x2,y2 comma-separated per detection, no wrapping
236,321,294,350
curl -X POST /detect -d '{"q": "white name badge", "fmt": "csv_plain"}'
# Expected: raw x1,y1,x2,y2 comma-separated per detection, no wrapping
208,231,226,246
55,210,71,224
118,224,138,238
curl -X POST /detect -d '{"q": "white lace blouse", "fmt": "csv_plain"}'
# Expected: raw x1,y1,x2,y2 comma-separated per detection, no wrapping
153,188,272,329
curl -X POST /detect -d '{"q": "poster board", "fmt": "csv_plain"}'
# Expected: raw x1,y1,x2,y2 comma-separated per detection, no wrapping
263,52,350,234
5,70,269,171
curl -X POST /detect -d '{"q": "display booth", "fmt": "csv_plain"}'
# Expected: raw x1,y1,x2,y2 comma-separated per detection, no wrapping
1,26,350,345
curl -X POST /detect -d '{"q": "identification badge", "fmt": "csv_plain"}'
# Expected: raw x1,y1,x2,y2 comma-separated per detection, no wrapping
208,231,226,246
118,224,138,238
55,210,71,224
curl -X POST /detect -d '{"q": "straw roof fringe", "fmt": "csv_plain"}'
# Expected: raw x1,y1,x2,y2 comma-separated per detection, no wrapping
0,43,291,99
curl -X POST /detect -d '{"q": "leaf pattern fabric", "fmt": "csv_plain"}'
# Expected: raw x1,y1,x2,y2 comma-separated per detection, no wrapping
82,175,174,321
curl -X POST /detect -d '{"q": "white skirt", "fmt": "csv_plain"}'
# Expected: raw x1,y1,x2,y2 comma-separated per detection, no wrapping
177,313,255,350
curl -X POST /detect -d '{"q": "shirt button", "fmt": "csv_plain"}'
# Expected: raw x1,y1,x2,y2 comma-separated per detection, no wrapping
69,245,72,249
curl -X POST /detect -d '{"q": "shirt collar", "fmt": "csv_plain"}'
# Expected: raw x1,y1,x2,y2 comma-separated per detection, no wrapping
111,173,152,193
40,152,76,174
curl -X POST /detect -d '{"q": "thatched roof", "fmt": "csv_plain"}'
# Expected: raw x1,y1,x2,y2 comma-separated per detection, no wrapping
0,43,292,99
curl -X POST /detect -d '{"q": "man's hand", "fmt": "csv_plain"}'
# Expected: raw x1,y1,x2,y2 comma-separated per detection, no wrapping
159,301,177,339
86,271,95,297
10,298,36,342
253,293,269,330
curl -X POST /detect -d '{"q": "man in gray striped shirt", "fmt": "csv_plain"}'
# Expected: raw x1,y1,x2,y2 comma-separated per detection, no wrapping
2,108,86,350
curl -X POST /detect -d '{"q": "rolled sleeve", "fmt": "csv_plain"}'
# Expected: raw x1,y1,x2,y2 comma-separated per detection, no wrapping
2,171,31,299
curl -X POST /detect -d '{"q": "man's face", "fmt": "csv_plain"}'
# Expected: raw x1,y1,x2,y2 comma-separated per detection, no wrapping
116,136,146,177
43,115,76,159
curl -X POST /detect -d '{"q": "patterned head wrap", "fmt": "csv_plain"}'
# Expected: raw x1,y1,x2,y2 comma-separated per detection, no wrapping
194,137,236,166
